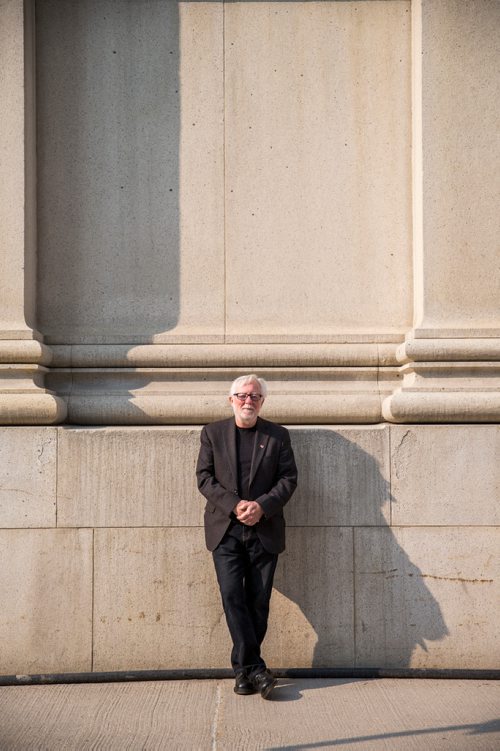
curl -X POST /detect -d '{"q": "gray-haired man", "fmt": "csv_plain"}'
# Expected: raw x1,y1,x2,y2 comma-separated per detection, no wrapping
196,374,298,698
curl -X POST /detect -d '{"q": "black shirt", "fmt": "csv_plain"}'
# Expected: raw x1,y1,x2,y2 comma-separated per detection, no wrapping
236,424,257,501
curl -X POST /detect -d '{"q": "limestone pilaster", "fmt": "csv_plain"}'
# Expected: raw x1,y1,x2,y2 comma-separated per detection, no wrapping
0,0,65,424
383,0,500,423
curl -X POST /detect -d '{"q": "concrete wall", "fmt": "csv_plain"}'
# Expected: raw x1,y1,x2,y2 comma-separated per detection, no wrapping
0,425,498,674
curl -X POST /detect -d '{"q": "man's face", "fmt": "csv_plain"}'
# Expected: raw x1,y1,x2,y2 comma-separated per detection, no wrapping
229,380,265,428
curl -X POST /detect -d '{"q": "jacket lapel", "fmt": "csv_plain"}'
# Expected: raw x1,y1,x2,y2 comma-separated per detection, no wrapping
222,418,238,490
250,418,270,487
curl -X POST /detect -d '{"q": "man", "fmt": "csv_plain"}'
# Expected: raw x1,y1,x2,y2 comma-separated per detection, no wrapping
196,374,298,699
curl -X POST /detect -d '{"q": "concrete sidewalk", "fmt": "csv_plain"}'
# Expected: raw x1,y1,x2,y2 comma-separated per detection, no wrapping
0,678,498,750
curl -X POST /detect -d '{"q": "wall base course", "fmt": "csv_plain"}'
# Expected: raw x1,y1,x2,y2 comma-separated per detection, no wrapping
0,424,497,673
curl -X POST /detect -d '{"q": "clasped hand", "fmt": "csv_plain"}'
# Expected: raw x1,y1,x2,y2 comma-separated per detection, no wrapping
234,500,264,526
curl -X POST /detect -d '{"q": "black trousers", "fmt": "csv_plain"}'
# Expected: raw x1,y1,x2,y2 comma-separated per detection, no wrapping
212,521,278,677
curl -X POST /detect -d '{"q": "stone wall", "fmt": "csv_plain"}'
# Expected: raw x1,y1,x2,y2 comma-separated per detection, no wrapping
0,425,498,673
1,0,498,425
0,1,498,673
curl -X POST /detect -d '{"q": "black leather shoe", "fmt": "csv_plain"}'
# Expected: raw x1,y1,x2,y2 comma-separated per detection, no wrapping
251,669,277,699
234,671,256,695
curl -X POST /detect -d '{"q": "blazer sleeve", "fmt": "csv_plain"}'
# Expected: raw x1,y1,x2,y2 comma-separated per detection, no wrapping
255,429,298,519
196,425,239,517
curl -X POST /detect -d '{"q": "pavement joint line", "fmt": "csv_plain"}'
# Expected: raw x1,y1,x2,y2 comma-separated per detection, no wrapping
210,680,222,751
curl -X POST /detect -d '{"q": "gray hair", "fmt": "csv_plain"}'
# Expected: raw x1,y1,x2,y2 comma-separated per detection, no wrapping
229,374,268,398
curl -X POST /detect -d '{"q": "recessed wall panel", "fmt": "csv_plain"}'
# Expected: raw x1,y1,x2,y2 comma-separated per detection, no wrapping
225,1,412,338
420,0,500,330
36,0,224,343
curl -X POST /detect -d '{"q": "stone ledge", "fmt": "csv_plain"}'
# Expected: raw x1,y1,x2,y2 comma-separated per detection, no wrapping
397,338,500,363
383,392,500,423
50,342,399,368
46,366,398,425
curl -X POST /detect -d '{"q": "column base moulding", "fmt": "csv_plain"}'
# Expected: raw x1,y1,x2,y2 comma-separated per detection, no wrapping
396,338,500,363
0,329,44,342
3,337,499,424
0,365,67,425
0,339,53,365
46,366,399,425
382,362,500,423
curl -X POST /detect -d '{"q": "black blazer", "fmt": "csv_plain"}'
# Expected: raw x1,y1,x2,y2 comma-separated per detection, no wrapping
196,417,298,554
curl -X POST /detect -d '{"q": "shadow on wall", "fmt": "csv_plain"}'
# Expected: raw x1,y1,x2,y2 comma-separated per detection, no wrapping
269,430,449,668
36,0,180,342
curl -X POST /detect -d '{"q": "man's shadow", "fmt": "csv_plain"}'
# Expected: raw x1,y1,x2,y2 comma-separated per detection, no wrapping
265,429,448,693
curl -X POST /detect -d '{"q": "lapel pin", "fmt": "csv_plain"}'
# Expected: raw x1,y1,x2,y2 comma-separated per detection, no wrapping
259,444,264,449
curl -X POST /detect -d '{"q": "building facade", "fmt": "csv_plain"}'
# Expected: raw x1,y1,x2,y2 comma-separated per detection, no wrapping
0,0,498,674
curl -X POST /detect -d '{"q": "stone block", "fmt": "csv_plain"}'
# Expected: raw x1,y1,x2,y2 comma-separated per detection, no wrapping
0,427,56,527
225,0,412,337
57,426,392,528
93,528,227,671
0,529,93,674
93,526,354,672
57,428,203,527
267,527,354,668
354,527,499,669
288,427,390,526
391,426,500,525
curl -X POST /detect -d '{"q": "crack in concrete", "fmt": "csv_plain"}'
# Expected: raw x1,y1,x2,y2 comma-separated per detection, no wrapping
360,569,494,584
392,429,412,479
419,574,494,584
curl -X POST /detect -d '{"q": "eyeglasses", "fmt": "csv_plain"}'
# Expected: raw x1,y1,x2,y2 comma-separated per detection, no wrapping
232,393,262,402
